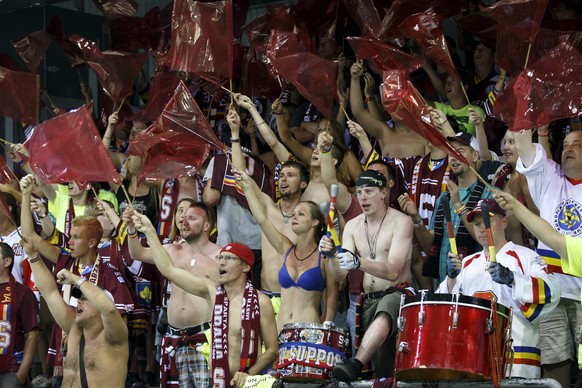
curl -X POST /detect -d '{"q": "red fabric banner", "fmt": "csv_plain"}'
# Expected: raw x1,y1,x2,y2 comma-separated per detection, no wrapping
0,66,39,124
27,104,122,184
382,70,468,164
494,42,582,132
482,0,548,44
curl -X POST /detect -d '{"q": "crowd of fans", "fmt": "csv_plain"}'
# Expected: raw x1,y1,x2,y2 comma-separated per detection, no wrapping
1,0,582,387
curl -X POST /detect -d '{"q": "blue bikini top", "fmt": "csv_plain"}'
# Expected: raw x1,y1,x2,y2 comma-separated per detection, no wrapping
278,246,326,292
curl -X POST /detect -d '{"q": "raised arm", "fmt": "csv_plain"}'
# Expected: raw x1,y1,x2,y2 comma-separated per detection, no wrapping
57,268,128,344
234,169,288,254
397,192,435,253
469,107,492,161
21,239,75,334
225,104,246,172
121,206,154,264
349,63,390,141
494,191,566,259
132,211,213,300
19,175,60,263
276,108,314,166
318,131,352,213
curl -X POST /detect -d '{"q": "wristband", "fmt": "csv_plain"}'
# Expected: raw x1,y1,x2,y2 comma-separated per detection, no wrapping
255,121,265,126
28,254,41,264
538,132,549,137
75,276,87,289
230,138,240,143
412,217,423,228
454,205,466,215
458,208,470,217
128,230,138,239
320,146,332,154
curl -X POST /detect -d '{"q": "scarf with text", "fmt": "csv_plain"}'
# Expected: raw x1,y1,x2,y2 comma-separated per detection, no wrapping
211,280,260,387
0,275,19,372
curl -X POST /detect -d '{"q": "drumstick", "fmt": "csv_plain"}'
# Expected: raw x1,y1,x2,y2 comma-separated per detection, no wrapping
442,197,458,255
481,202,497,263
320,202,342,254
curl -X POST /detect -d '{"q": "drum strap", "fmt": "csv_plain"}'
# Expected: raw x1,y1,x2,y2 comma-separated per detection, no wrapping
488,303,503,387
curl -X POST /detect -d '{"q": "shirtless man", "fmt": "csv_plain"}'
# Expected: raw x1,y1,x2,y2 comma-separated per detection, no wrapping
22,244,128,388
123,203,221,387
350,62,429,158
320,169,413,380
131,212,278,388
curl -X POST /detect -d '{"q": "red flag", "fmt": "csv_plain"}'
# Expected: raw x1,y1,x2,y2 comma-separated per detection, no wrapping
398,9,459,79
347,37,424,73
0,66,39,124
272,53,337,118
137,139,210,183
342,0,382,39
129,81,223,155
0,192,16,226
109,6,164,52
11,31,52,74
71,35,148,102
494,42,582,132
168,0,233,85
382,70,468,164
495,22,582,76
265,29,315,86
92,0,138,20
241,47,283,100
46,15,85,67
130,71,181,122
482,0,548,44
27,105,122,184
453,12,498,49
0,54,23,72
380,0,463,41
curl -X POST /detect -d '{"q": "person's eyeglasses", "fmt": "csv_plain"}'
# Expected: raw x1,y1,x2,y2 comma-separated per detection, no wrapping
215,255,239,262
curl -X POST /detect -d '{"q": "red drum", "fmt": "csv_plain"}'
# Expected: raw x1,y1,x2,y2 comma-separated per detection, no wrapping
277,323,348,380
394,292,510,381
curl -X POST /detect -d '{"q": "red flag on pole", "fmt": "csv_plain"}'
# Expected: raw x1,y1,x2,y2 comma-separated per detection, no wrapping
398,9,459,79
272,53,337,118
46,15,85,67
71,35,148,102
0,66,39,124
347,37,424,73
168,0,233,85
380,0,463,41
382,70,469,164
11,31,53,74
130,71,181,122
494,42,582,132
108,6,164,52
129,81,224,156
137,140,210,183
27,104,122,184
482,0,548,44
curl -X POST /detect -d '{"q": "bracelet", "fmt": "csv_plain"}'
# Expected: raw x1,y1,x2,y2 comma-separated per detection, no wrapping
273,112,284,116
458,207,470,217
255,121,265,126
128,230,138,239
320,146,332,155
412,217,423,228
28,254,41,264
75,276,87,289
494,87,503,93
230,138,240,143
454,205,467,215
538,132,549,137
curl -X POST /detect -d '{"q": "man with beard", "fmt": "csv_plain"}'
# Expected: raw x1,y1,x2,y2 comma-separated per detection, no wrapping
123,203,221,388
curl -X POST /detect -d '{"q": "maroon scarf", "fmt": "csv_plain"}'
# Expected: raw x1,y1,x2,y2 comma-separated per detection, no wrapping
211,280,260,387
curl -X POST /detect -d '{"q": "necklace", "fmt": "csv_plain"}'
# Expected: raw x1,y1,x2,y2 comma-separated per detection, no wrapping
364,209,388,260
278,203,293,224
293,245,318,267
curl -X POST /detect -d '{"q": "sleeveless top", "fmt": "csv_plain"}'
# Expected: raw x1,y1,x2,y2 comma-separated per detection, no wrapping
278,247,326,292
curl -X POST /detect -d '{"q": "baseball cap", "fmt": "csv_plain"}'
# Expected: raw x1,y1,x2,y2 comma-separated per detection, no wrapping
467,199,506,222
356,170,387,188
447,132,480,153
220,242,255,267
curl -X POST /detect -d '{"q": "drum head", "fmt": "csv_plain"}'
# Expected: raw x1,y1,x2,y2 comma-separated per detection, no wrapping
402,293,510,317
